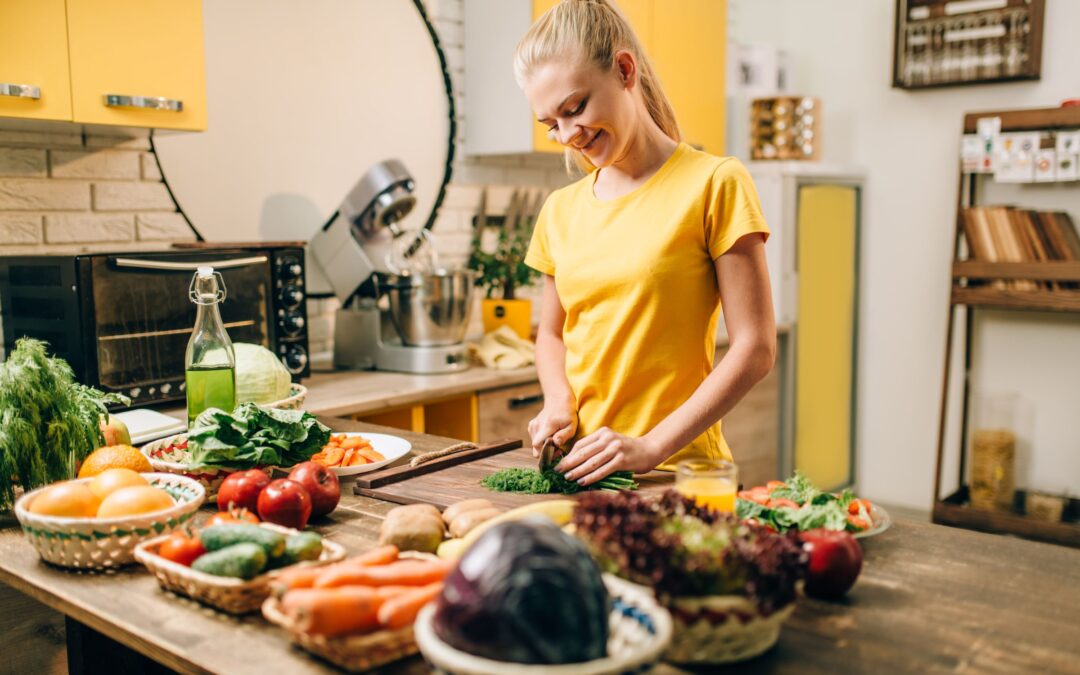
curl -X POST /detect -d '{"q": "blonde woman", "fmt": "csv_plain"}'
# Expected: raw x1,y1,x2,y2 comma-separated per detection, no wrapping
519,0,776,486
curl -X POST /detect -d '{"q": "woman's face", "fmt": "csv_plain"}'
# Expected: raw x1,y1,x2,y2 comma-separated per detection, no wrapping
522,53,638,168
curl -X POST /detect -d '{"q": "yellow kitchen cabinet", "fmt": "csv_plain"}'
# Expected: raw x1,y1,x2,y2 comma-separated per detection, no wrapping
352,394,480,443
465,0,724,155
66,0,207,131
0,0,72,121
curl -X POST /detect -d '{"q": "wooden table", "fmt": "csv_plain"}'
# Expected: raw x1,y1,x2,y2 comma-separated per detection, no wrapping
2,420,1080,674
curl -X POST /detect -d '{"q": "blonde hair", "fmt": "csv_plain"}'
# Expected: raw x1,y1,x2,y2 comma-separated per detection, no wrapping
514,0,681,173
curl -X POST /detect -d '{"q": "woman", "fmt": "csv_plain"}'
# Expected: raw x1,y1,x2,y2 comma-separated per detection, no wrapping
516,0,776,486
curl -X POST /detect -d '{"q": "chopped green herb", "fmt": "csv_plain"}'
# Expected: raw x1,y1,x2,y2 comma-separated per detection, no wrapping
481,465,638,494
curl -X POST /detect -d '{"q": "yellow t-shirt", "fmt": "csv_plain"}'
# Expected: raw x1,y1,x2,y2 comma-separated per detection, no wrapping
524,143,769,470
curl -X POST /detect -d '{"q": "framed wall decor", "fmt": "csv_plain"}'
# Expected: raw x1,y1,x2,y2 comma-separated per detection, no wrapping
892,0,1045,90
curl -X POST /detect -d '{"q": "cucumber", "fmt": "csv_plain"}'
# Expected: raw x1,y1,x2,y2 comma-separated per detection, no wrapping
191,542,267,579
199,524,286,558
269,532,324,569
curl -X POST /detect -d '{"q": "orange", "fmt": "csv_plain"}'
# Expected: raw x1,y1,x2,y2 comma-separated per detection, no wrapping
77,444,152,478
29,482,101,518
88,468,149,500
96,486,174,518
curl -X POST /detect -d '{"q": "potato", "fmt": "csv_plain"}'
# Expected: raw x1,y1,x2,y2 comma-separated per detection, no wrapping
379,505,445,553
442,498,496,525
386,503,442,522
448,507,502,539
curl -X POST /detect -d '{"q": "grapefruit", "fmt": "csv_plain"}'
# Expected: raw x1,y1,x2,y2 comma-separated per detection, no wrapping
78,445,152,478
88,468,149,500
29,482,101,518
96,486,174,518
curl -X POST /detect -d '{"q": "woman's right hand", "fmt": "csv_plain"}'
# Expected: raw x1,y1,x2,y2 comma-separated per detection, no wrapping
528,403,578,457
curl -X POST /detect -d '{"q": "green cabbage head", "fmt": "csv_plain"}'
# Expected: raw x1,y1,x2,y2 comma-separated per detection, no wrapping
233,342,292,405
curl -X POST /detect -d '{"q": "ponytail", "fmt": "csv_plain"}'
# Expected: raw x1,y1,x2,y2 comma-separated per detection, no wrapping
514,0,681,173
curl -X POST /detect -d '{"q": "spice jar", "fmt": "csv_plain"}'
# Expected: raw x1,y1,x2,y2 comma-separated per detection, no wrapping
970,393,1020,511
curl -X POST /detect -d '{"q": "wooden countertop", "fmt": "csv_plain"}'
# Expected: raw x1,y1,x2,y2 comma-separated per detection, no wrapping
2,418,1080,674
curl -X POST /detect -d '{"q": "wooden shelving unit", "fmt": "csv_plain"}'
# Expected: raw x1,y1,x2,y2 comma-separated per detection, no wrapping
934,106,1080,548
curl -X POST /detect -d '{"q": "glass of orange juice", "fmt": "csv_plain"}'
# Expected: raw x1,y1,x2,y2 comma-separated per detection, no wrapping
675,459,738,513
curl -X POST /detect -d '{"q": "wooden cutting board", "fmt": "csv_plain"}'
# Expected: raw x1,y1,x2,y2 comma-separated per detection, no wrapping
353,446,675,511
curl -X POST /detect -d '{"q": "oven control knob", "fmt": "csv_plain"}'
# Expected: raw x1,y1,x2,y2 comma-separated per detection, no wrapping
129,387,142,398
281,310,305,336
278,285,304,309
282,345,308,373
278,261,303,281
161,383,172,394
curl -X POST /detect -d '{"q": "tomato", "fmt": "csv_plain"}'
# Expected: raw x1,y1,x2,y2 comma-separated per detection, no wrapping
848,498,872,515
737,490,755,500
770,498,799,510
158,531,206,566
766,480,787,490
206,509,260,527
847,514,870,531
748,492,772,506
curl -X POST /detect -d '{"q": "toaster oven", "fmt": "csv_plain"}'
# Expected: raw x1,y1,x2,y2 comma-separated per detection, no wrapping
0,246,310,408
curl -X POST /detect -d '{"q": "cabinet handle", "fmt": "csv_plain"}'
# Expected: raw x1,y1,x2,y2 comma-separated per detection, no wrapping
104,94,183,112
508,393,544,410
0,83,41,100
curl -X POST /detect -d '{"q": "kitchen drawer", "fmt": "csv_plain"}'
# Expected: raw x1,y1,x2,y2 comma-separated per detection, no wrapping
477,382,543,450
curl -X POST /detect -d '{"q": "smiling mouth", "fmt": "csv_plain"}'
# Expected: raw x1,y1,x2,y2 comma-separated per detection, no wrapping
581,130,603,151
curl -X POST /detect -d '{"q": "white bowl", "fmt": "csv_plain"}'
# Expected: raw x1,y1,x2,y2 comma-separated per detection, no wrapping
14,472,205,570
413,574,672,675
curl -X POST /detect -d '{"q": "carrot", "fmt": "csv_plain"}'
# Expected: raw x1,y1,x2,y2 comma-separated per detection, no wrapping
377,582,443,629
350,545,400,567
341,448,358,466
282,587,381,636
341,437,370,450
373,585,414,602
323,447,345,466
273,565,328,593
766,480,786,489
847,514,870,531
314,559,453,588
770,498,799,510
357,447,385,462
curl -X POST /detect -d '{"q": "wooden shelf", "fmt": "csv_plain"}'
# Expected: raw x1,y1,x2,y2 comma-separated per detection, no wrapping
962,106,1080,134
951,287,1080,312
934,487,1080,548
953,261,1080,282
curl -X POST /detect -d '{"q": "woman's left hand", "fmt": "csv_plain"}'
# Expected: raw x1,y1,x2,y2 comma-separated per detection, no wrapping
554,427,662,487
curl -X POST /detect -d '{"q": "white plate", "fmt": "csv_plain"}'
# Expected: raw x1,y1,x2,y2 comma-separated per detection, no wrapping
321,432,412,476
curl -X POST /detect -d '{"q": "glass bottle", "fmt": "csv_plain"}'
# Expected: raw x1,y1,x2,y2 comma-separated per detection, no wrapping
185,266,236,426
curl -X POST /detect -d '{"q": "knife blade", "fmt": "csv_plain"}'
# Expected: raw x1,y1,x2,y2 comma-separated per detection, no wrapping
538,437,555,470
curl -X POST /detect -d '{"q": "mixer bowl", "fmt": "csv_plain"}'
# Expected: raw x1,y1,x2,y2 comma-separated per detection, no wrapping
378,270,476,346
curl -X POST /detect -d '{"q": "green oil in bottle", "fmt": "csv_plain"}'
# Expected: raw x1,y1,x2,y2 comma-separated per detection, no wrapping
185,365,237,426
185,266,236,427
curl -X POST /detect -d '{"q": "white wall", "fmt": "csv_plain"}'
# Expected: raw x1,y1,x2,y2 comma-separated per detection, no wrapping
731,0,1080,509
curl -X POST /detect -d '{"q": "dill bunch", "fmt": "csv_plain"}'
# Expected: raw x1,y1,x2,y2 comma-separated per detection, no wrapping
0,338,128,509
481,465,638,494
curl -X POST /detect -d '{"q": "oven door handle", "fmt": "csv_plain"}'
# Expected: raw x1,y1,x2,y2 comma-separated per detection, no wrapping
112,256,269,271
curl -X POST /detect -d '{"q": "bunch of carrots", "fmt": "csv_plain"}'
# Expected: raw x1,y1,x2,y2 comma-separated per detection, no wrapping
271,545,450,637
312,434,385,469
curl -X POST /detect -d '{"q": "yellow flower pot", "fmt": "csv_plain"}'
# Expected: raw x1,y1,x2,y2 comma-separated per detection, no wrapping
481,298,532,340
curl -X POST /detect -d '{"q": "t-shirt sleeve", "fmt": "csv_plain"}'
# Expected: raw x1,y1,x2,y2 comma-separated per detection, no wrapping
705,158,770,260
524,197,556,276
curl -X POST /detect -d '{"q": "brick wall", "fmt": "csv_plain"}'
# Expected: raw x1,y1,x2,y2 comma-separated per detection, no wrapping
0,0,568,359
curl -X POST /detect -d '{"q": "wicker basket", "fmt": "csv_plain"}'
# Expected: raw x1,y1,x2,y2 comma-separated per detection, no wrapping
265,383,308,410
13,473,205,570
134,522,346,614
140,434,273,499
263,597,419,672
412,574,673,675
663,594,794,665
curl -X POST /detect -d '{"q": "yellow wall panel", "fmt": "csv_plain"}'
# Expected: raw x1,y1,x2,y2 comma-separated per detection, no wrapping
67,0,206,130
650,0,725,153
0,0,71,121
794,185,857,490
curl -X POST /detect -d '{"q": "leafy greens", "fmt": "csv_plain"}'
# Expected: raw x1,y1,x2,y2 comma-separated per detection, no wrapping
0,338,129,509
735,471,859,533
187,403,330,470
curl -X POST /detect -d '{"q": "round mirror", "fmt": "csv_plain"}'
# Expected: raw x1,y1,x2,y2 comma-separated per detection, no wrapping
153,0,454,294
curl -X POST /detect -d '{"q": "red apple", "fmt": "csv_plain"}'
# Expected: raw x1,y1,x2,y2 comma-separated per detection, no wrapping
257,478,312,529
798,529,863,600
288,461,340,518
217,469,271,513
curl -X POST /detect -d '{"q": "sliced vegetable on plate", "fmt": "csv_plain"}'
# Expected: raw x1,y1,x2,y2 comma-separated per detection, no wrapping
310,432,411,476
735,472,889,537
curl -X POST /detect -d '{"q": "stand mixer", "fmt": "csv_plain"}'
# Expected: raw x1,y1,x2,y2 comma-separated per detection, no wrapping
309,160,475,373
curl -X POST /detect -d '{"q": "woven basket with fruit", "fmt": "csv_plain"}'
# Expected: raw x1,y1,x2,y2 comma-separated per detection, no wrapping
573,490,807,665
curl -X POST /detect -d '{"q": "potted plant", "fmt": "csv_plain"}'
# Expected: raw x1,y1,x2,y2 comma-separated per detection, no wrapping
572,490,807,665
468,190,543,340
